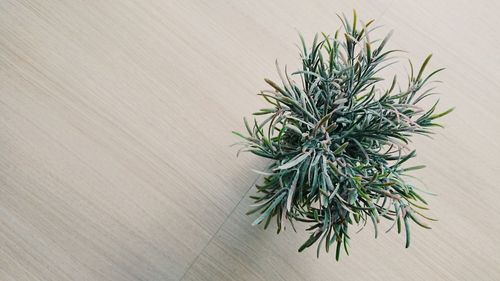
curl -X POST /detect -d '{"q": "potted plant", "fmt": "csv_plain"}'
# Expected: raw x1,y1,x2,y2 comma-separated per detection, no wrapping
233,11,453,260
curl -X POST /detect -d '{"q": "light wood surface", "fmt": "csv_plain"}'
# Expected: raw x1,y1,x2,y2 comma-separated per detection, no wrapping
1,1,499,280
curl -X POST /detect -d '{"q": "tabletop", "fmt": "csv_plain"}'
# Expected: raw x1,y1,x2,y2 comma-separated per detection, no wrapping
1,1,499,280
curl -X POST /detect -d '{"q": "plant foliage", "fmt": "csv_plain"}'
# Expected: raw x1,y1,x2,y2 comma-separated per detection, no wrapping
233,11,453,260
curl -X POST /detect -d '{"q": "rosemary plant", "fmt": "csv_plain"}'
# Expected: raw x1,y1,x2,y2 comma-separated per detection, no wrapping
233,12,453,260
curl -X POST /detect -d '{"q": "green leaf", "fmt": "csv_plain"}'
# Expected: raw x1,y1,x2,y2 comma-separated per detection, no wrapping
253,108,276,115
375,30,393,56
252,192,286,226
298,231,322,252
365,42,372,62
264,78,288,96
416,54,432,81
333,142,349,155
430,107,455,120
231,131,245,139
370,210,379,238
275,151,311,170
335,239,341,261
399,165,426,173
408,211,432,229
286,124,303,135
286,170,300,212
313,112,333,135
404,214,411,248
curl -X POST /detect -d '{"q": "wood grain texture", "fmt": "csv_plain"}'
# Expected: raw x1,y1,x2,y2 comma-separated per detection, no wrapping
1,1,499,280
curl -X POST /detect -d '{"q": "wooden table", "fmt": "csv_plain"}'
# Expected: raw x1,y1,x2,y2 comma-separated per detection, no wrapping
1,1,499,280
